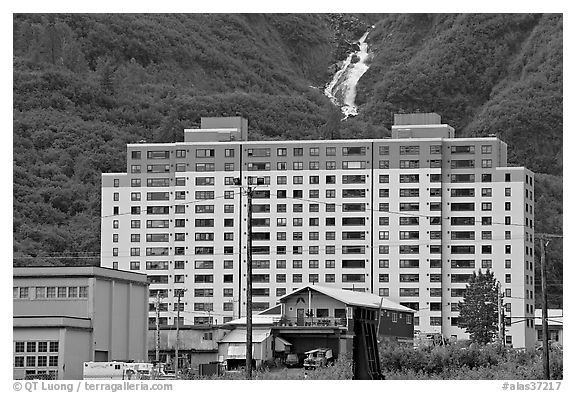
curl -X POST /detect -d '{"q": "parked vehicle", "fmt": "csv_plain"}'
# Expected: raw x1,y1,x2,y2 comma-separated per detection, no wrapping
83,362,154,380
303,348,333,370
285,353,301,368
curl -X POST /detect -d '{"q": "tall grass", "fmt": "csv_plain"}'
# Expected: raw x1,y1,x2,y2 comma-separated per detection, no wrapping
380,342,563,380
195,343,562,380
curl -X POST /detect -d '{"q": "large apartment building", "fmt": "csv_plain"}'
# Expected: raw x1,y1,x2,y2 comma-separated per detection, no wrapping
101,113,536,348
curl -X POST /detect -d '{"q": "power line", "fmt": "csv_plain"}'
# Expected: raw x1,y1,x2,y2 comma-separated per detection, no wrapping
98,186,548,231
16,231,541,260
99,190,242,219
269,191,539,229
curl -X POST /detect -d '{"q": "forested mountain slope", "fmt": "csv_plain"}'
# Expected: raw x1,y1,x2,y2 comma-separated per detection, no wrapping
13,14,562,306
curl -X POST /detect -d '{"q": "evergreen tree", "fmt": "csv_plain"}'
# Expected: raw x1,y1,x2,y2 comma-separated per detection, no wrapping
96,57,117,95
458,269,499,345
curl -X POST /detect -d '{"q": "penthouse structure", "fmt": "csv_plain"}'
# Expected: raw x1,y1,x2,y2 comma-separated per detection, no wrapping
101,113,536,348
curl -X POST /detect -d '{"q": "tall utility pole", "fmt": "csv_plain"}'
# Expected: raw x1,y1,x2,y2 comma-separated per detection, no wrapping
155,292,162,363
234,177,256,380
497,282,504,346
175,289,186,378
535,233,562,380
534,233,563,379
540,237,550,380
245,184,254,380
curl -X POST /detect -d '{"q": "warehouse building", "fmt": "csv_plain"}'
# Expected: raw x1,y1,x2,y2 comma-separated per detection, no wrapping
13,267,148,379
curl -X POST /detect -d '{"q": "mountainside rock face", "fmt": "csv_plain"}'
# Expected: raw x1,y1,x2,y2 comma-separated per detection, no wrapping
12,13,562,306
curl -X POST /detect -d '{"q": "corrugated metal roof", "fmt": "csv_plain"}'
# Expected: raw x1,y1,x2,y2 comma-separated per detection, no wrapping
218,328,271,343
278,285,415,313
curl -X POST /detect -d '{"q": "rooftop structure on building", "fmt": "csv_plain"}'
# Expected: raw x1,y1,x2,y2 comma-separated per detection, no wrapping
101,112,536,348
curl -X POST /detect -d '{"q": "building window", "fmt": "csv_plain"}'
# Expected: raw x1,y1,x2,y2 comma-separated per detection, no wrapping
400,160,420,169
400,146,419,155
14,356,24,368
482,259,492,269
175,163,187,172
343,146,366,156
481,188,492,197
78,287,88,298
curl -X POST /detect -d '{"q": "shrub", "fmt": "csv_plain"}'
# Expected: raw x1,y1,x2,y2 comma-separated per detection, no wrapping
378,342,562,380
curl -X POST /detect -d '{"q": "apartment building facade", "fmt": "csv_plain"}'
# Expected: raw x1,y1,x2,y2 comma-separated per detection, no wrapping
101,114,536,348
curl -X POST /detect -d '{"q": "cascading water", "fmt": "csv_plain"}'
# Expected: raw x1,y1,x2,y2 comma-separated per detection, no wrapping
324,29,372,119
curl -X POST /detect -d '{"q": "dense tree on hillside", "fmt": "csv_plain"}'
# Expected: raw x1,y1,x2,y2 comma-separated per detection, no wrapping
458,270,500,345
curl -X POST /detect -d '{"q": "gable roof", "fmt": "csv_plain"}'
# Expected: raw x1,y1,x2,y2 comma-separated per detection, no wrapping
278,285,415,313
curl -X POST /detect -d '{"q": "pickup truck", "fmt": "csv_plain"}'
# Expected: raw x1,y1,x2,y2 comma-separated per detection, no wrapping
303,348,333,370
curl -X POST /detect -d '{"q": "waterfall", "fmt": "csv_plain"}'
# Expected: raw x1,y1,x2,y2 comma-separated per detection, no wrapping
324,29,372,119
